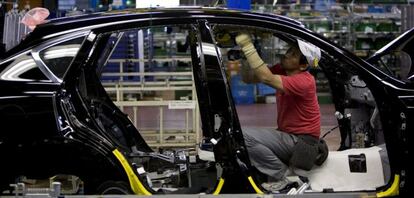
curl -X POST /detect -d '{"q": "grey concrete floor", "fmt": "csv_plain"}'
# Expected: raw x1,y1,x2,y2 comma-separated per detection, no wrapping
124,103,341,151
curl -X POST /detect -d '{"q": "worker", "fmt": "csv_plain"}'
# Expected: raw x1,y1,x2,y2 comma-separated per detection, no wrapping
235,33,327,192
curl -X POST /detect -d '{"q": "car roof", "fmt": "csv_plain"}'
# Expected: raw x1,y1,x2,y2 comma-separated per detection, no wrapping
2,7,305,59
45,6,303,28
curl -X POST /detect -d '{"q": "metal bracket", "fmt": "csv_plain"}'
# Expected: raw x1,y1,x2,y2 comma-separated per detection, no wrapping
130,150,188,164
9,182,61,197
350,75,367,87
400,112,406,130
214,114,222,132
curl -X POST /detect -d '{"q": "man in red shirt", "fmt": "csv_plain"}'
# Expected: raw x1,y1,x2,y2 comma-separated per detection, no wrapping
236,34,324,192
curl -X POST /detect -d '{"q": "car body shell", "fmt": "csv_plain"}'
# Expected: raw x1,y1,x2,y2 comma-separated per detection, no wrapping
0,7,410,196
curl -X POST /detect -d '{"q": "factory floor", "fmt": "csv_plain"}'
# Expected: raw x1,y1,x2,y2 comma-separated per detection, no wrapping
128,103,340,151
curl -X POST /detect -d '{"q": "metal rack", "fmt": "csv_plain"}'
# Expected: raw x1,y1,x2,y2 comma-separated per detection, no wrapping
1,1,31,51
102,58,201,152
401,4,414,32
254,2,403,56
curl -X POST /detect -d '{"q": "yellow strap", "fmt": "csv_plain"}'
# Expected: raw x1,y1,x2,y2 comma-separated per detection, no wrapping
112,149,152,195
247,176,264,194
213,178,225,195
377,174,400,197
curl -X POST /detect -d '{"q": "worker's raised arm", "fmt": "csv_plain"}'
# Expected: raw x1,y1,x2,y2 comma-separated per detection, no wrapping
236,34,284,92
240,64,262,84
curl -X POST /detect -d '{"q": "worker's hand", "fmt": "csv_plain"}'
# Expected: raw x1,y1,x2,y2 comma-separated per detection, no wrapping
235,33,265,70
236,33,256,58
235,33,252,47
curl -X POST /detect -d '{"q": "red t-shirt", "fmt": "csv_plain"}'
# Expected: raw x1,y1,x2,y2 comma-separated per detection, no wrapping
270,64,321,138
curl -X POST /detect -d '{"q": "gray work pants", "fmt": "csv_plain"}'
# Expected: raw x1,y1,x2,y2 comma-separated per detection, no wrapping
242,127,297,181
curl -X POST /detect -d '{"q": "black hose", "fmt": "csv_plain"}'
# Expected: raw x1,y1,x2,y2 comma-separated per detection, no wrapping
321,125,339,139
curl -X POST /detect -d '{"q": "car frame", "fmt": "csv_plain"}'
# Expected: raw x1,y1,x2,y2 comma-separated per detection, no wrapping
0,7,410,197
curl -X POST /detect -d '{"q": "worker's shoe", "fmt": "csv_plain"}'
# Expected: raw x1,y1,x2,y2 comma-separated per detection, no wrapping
261,178,290,192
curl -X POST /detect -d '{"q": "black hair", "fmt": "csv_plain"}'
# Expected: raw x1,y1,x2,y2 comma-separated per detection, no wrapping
290,44,308,65
299,53,307,65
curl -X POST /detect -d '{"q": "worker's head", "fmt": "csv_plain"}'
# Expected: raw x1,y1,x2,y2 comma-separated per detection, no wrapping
281,45,308,72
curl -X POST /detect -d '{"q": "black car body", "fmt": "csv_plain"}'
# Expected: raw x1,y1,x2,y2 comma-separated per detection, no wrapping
0,7,410,196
